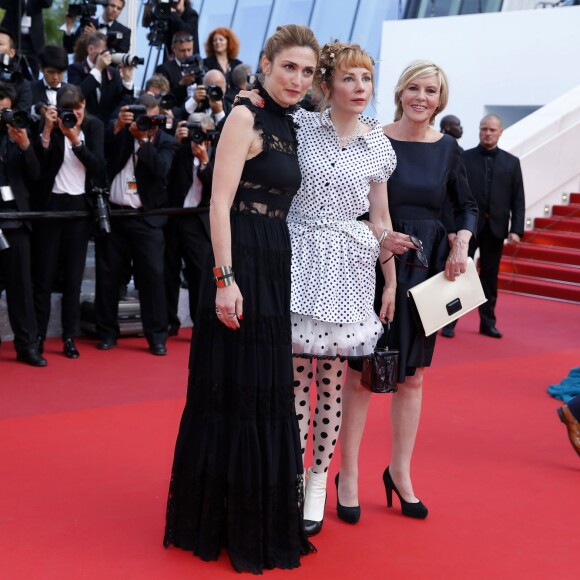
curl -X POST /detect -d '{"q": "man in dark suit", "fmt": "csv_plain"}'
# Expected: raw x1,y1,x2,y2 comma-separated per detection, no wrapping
29,45,68,134
164,113,214,335
63,0,131,55
0,0,53,79
67,31,134,125
464,114,525,338
155,30,199,107
95,94,178,355
0,81,46,366
0,27,33,112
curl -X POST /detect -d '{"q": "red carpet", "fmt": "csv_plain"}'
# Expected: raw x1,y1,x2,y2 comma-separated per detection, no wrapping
1,293,579,579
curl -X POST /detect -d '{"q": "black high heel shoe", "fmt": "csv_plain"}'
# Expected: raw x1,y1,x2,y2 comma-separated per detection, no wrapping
382,466,428,519
335,473,360,524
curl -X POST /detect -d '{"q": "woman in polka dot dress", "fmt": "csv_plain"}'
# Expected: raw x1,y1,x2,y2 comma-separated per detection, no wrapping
286,42,402,536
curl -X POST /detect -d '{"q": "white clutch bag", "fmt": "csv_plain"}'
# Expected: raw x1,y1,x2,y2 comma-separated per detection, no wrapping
407,258,487,336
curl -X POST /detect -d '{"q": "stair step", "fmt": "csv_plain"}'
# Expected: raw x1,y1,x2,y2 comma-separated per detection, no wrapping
500,257,580,284
552,204,580,217
502,243,580,266
534,217,580,233
523,230,580,250
570,193,580,204
498,273,580,303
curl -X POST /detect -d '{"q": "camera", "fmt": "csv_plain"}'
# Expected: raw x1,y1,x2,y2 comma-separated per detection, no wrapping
146,0,179,47
0,108,30,130
58,109,77,129
67,0,108,28
185,121,219,145
126,104,147,117
91,186,111,235
157,93,176,110
206,84,224,102
136,114,169,132
154,0,179,17
106,31,124,53
110,53,145,68
180,54,205,85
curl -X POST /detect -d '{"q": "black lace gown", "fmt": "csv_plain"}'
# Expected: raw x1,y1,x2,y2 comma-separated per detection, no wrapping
163,87,313,574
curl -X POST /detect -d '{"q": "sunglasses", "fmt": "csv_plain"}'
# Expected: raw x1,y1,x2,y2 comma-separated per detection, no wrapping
382,235,429,269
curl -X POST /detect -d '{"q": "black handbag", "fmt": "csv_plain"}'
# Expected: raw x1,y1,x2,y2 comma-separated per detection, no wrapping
361,322,399,393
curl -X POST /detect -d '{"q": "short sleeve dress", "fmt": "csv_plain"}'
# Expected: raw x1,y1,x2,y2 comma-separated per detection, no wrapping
163,84,313,573
288,108,397,358
383,135,478,382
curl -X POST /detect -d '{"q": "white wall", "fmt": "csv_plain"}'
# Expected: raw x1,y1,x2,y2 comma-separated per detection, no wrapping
377,6,580,149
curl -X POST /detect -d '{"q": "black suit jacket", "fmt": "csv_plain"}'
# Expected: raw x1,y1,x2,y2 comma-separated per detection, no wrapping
463,145,525,239
67,60,133,125
63,18,132,54
29,80,69,132
155,60,188,107
169,143,213,206
29,80,69,107
0,135,41,227
11,76,33,113
105,126,178,226
36,113,106,209
0,0,52,52
167,8,199,55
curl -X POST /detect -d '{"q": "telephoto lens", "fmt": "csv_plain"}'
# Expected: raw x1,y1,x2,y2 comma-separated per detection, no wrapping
0,108,30,129
58,109,77,129
110,53,145,67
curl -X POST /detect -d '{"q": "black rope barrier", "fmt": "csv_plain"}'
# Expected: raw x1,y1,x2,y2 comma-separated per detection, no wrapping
0,207,209,220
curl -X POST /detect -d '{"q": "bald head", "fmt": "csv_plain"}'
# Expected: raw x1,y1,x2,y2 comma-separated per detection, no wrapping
440,114,463,139
204,69,227,92
479,114,503,150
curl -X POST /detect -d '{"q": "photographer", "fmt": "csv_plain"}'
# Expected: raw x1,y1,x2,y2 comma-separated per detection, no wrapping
183,68,229,125
0,0,53,79
143,0,199,56
155,30,201,107
63,0,131,55
0,81,46,366
33,85,105,360
29,45,69,134
0,27,33,112
164,112,214,335
94,94,178,355
67,31,134,125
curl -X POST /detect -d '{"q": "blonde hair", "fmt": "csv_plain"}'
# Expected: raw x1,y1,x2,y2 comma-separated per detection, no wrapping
394,60,449,125
315,40,375,113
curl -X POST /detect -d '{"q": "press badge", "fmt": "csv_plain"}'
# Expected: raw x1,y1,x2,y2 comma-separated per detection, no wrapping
0,185,14,202
126,177,137,193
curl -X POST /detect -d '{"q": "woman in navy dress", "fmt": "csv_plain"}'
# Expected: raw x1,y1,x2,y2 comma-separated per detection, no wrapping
338,61,478,521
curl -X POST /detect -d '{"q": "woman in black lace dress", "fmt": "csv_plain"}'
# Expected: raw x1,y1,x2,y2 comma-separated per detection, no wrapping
163,25,319,573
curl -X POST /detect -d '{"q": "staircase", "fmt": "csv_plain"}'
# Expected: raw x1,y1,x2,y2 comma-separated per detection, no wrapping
498,193,580,303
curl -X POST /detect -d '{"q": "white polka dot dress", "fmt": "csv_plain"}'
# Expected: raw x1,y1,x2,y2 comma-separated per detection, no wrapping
289,108,397,358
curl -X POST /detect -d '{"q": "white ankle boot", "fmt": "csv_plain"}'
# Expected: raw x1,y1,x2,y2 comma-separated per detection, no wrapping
303,467,328,536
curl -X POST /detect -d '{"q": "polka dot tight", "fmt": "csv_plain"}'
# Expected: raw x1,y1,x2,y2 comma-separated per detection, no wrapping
293,356,346,474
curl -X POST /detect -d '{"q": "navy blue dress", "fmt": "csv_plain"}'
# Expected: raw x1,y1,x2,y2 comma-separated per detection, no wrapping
383,135,478,382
